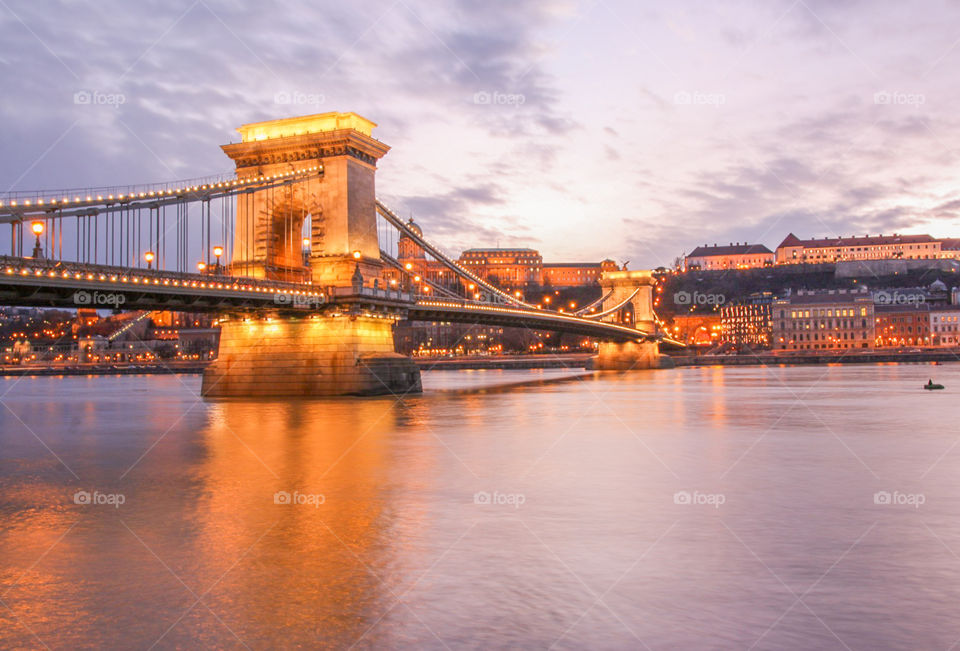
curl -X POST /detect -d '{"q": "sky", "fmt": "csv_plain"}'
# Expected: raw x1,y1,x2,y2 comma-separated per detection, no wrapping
2,0,960,269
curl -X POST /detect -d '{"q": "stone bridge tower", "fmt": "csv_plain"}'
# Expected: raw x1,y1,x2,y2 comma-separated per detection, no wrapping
222,112,388,285
202,113,421,398
595,270,665,370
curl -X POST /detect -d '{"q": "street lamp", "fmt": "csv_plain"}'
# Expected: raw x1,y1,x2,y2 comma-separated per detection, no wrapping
213,246,224,274
351,250,363,288
197,261,207,273
30,221,44,259
144,251,155,269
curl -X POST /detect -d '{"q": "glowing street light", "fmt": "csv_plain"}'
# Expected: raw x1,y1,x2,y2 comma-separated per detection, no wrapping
351,250,363,287
144,251,155,269
213,246,224,274
30,221,44,259
197,261,207,272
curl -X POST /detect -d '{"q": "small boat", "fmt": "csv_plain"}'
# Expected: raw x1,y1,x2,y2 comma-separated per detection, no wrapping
924,380,945,390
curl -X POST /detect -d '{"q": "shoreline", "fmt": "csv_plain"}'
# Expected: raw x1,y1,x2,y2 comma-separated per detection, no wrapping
0,362,210,377
672,351,960,367
3,350,958,377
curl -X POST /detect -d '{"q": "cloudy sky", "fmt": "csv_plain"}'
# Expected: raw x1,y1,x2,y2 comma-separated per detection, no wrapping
2,0,960,268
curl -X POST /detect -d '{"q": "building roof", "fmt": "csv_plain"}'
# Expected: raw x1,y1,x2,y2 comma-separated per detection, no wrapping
874,303,931,314
776,232,936,249
404,218,423,237
775,289,874,305
543,262,601,268
461,248,540,254
940,238,960,251
687,243,773,257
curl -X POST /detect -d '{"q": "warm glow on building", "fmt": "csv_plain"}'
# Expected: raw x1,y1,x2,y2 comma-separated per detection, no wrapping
237,112,377,142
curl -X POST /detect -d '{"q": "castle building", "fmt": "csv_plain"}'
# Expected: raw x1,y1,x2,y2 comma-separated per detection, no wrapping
389,218,615,289
775,233,955,264
458,248,543,286
684,243,774,270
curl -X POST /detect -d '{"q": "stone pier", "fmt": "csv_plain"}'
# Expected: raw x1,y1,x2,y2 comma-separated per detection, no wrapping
201,315,421,398
595,340,665,370
594,270,666,370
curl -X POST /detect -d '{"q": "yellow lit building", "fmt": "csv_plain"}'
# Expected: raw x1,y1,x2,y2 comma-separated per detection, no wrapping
772,289,875,351
685,243,774,270
775,232,958,264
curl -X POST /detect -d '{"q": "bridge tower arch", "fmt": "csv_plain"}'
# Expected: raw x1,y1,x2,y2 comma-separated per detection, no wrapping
595,270,664,370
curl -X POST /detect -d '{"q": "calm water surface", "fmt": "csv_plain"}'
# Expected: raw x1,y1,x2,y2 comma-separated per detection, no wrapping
2,364,960,649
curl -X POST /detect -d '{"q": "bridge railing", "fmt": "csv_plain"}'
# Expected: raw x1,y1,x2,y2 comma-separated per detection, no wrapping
0,172,241,206
0,254,321,295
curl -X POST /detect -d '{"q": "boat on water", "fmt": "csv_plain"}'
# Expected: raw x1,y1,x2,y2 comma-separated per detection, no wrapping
924,380,945,390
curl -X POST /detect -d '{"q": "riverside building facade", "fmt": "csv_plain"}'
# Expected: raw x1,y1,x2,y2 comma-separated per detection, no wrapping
772,289,875,351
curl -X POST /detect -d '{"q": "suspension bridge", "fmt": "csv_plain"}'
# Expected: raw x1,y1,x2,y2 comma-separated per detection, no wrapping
0,112,678,396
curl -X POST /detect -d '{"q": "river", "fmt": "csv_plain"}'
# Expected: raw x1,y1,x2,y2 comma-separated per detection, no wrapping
2,364,960,649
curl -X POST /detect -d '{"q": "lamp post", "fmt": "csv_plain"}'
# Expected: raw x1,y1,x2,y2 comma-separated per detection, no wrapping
197,261,207,273
30,221,44,259
351,250,363,290
144,251,155,270
213,246,223,274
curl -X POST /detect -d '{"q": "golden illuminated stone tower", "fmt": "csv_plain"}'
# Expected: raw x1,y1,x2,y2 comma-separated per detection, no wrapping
595,270,665,370
222,112,389,285
201,113,421,398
